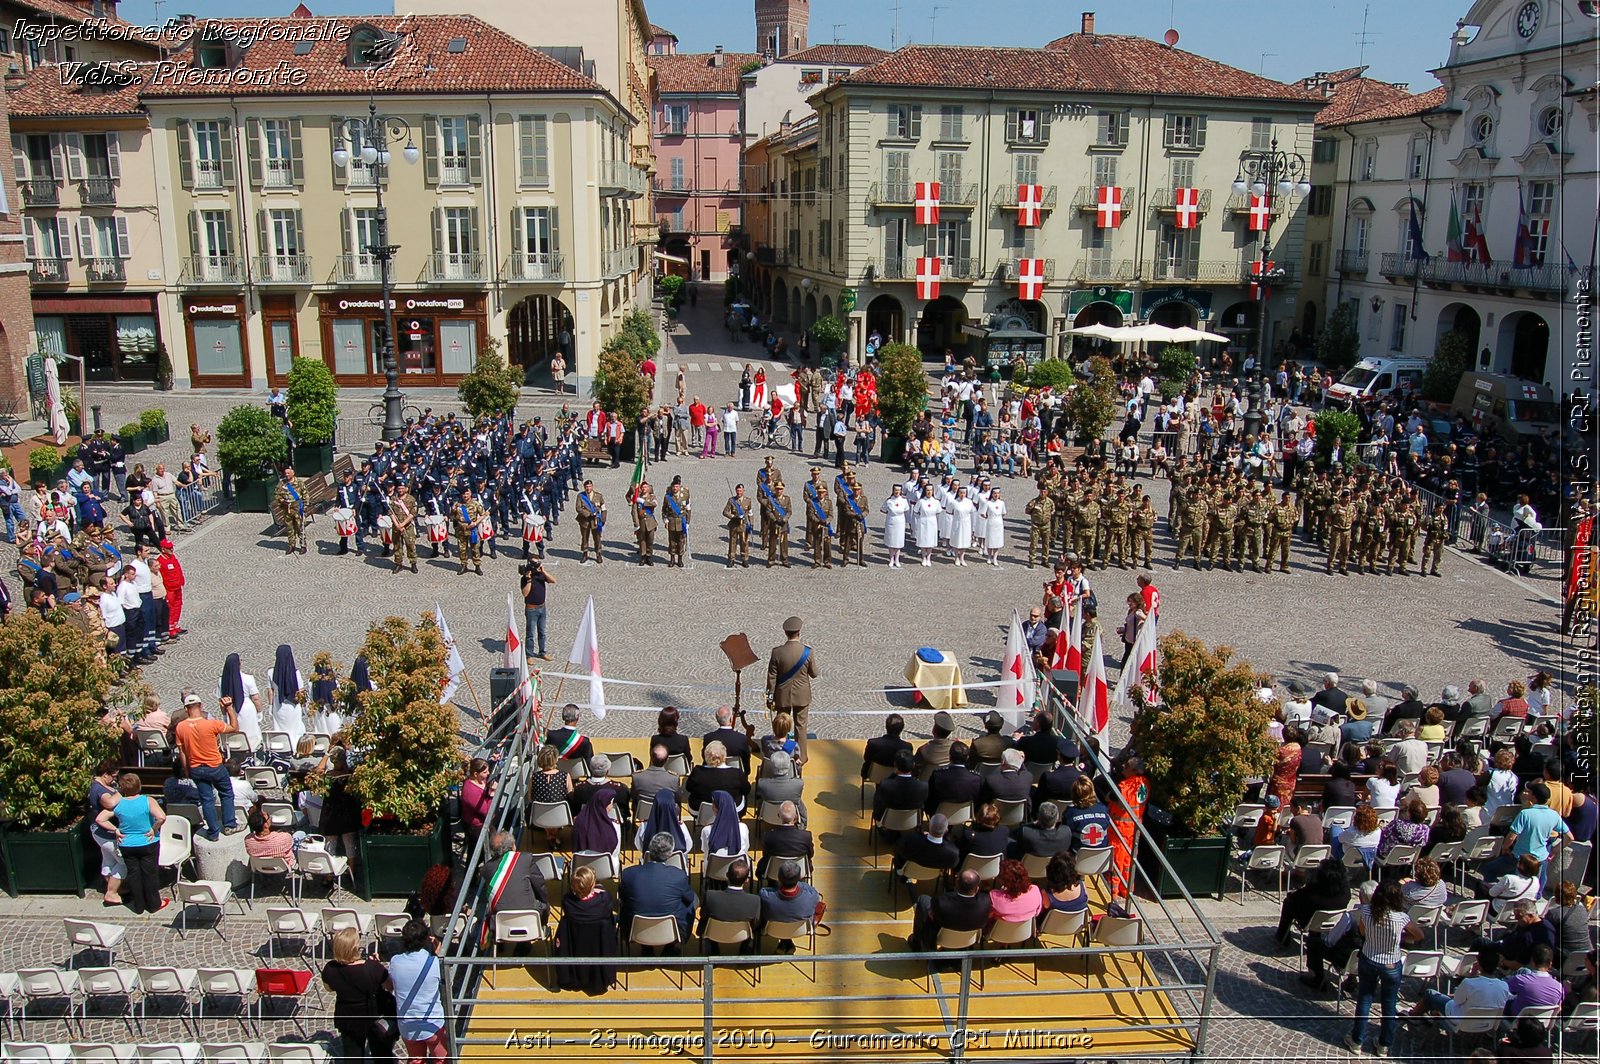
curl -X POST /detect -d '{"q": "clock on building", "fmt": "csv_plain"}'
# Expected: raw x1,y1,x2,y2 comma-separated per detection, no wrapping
1516,1,1540,38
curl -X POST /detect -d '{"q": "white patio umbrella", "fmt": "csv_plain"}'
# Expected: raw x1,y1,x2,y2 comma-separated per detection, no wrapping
1115,323,1184,343
1166,325,1232,344
43,355,68,445
1068,322,1122,340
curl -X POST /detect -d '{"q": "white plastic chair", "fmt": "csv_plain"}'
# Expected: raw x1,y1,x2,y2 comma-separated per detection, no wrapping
159,817,196,892
247,857,299,906
134,1045,203,1063
175,881,244,940
297,851,351,900
263,908,322,962
259,803,296,831
2,1045,73,1063
134,728,171,765
871,806,921,865
1091,915,1142,946
261,732,295,758
75,967,138,1032
68,1044,136,1064
194,969,255,1027
319,908,375,949
1292,909,1346,973
959,852,1002,883
15,968,82,1029
135,967,198,1028
201,1043,268,1064
62,919,130,969
1321,806,1357,831
264,1042,330,1062
623,915,683,989
1400,949,1444,992
1234,845,1287,903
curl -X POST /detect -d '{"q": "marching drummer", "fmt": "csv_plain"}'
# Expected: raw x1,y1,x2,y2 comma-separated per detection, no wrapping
334,468,363,557
420,482,451,559
519,482,546,561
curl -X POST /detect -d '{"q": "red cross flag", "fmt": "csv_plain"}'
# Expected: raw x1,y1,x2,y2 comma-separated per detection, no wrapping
1017,257,1046,300
1174,186,1200,229
1248,194,1272,231
914,181,941,225
1017,184,1044,227
915,256,943,300
1096,185,1123,229
1521,384,1543,399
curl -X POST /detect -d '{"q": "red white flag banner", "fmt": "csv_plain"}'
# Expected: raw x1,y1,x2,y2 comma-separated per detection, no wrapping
1174,186,1200,229
1248,194,1272,231
914,180,941,225
915,256,942,300
1096,185,1123,229
1017,183,1044,227
1016,257,1046,300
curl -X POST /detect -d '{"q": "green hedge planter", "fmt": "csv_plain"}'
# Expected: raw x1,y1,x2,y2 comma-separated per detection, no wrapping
357,822,446,899
1147,834,1232,900
0,821,92,897
233,478,273,513
292,443,333,476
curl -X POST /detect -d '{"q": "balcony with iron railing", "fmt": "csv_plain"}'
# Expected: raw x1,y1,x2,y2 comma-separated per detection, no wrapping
1071,185,1138,213
1377,252,1421,281
78,177,116,206
1406,256,1591,294
418,252,487,284
600,159,647,198
503,252,566,283
603,245,640,277
180,255,244,285
22,177,59,207
331,253,382,284
1148,258,1241,283
1223,191,1285,217
1242,260,1298,286
991,185,1059,211
1334,248,1369,276
85,259,126,283
28,257,68,283
999,258,1057,282
255,254,313,284
867,181,912,207
939,184,980,207
1069,258,1135,282
877,256,980,281
1149,187,1213,215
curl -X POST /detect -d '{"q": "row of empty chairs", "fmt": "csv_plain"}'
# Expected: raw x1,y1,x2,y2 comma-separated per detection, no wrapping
1,967,318,1036
3,1042,327,1062
135,729,334,767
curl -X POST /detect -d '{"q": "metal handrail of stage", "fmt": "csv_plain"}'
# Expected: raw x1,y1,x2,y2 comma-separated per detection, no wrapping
431,673,1223,1062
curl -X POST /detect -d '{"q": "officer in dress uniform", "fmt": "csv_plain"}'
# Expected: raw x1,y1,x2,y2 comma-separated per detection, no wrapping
803,467,834,569
760,474,793,567
840,468,869,567
452,486,488,576
766,615,820,764
575,479,605,564
633,480,658,565
273,466,307,555
723,484,753,568
663,480,691,568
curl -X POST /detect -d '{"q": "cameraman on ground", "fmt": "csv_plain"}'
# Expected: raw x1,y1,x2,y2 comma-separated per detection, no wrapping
520,558,555,661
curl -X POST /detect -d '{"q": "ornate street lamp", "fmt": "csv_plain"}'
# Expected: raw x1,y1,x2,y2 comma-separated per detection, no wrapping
1232,138,1310,442
332,99,420,442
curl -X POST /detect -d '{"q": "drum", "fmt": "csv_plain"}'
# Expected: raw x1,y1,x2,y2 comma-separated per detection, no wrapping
427,519,449,544
522,517,544,544
377,514,393,545
479,518,495,540
331,508,356,537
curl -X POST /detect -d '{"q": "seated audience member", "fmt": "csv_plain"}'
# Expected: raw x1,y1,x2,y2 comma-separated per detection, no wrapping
953,803,1010,863
1504,945,1566,1015
545,703,593,763
1494,1017,1556,1062
1405,765,1442,809
163,754,202,807
572,789,623,875
569,754,632,820
910,868,991,951
1366,761,1402,809
1481,781,1574,884
1461,785,1490,830
1438,752,1478,806
760,711,800,762
483,830,550,918
1417,707,1449,744
987,858,1043,925
650,706,692,762
700,790,750,858
1483,854,1543,917
1377,797,1432,858
1042,855,1089,914
1031,743,1084,808
968,711,1016,766
861,713,912,780
686,741,749,810
1284,796,1324,856
1431,805,1469,845
1406,944,1511,1029
913,711,956,778
1276,857,1352,947
1331,804,1381,871
755,801,814,881
1012,801,1073,859
758,860,822,954
1016,710,1073,767
696,857,761,954
1301,879,1379,990
1322,762,1360,809
553,864,618,994
754,750,807,827
702,705,753,775
633,791,692,856
619,832,697,944
1490,900,1558,969
632,745,688,809
244,808,300,867
924,741,982,815
893,812,960,878
1399,856,1448,909
980,748,1033,806
1546,881,1592,959
873,749,928,841
1062,777,1112,854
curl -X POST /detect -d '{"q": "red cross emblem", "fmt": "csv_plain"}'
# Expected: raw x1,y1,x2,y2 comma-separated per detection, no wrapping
1248,194,1272,231
1082,823,1107,848
1521,384,1543,399
915,256,943,300
914,181,941,225
1017,184,1043,227
1096,185,1123,229
1017,257,1045,300
1174,187,1200,229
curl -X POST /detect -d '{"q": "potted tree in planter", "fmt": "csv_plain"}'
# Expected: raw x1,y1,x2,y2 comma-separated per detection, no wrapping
139,409,169,446
456,339,522,420
873,342,929,464
155,342,175,392
592,339,653,462
1025,357,1074,394
118,421,147,454
0,610,131,896
216,404,288,513
285,356,339,475
1129,632,1276,899
810,315,848,368
27,445,60,486
346,613,462,898
1062,355,1119,449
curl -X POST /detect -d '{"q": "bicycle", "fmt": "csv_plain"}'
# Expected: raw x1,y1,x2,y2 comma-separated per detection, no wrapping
367,398,424,427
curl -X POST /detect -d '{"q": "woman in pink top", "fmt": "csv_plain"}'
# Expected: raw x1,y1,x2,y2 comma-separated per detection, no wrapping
987,858,1044,924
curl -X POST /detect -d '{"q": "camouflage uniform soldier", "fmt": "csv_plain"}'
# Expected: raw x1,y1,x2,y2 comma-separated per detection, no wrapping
1420,502,1448,577
1075,490,1099,562
633,482,659,565
1024,485,1054,568
1176,493,1209,570
1243,489,1270,572
1207,493,1237,570
1097,491,1120,569
1103,490,1129,569
1326,491,1354,575
1361,500,1387,574
1269,492,1297,573
451,487,488,575
802,467,834,569
272,466,307,554
1131,496,1157,569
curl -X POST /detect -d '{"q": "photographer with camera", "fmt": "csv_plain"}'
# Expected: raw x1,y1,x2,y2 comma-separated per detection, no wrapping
520,558,555,661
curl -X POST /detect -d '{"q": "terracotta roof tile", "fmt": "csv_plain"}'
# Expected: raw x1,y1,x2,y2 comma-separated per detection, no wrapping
649,51,761,95
1313,76,1414,125
649,24,677,39
847,39,1320,102
137,15,605,98
12,0,139,26
7,63,151,117
783,44,889,66
1324,85,1447,127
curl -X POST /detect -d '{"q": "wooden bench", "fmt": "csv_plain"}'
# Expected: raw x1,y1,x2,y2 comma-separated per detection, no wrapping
330,454,357,483
580,438,607,461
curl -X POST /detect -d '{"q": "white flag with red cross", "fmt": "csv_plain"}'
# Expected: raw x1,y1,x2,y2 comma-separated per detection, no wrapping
1017,257,1046,300
1248,194,1272,231
1250,259,1275,300
998,609,1036,731
914,180,941,225
1096,185,1123,229
1174,186,1200,229
915,256,943,300
1017,184,1044,227
1081,631,1110,744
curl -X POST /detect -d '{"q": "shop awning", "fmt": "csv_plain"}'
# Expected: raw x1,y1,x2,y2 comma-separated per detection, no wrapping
33,295,157,314
653,251,690,264
965,325,1046,340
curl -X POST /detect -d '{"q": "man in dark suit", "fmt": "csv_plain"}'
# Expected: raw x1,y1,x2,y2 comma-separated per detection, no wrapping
759,860,822,953
756,801,814,880
766,616,820,763
980,748,1033,806
1382,685,1426,734
702,705,753,776
484,831,549,917
924,741,982,816
619,833,698,945
1015,711,1072,766
893,813,960,878
544,703,594,763
874,749,928,843
1011,801,1073,859
686,741,750,810
1032,744,1083,808
861,713,912,779
567,754,633,820
632,744,687,809
1309,673,1348,718
914,711,956,780
697,857,761,954
968,712,1015,766
911,868,992,950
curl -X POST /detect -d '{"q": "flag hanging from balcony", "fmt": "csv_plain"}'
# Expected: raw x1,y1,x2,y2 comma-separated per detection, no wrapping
1445,186,1467,262
1016,258,1046,300
1407,198,1428,261
914,181,941,225
1095,185,1123,228
1249,259,1275,301
1465,203,1492,264
915,256,943,300
1248,194,1272,231
1512,182,1535,268
1017,184,1044,227
1174,187,1200,229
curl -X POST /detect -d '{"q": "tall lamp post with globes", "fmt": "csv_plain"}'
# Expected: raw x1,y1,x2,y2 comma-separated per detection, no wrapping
332,99,419,442
1232,138,1310,443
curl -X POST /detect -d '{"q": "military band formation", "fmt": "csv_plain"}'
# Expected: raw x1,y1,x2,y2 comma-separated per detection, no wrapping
261,411,1447,577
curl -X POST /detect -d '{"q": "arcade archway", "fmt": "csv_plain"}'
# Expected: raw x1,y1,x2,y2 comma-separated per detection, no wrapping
507,295,574,386
1436,302,1482,356
866,294,904,347
916,296,968,357
1498,310,1549,383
